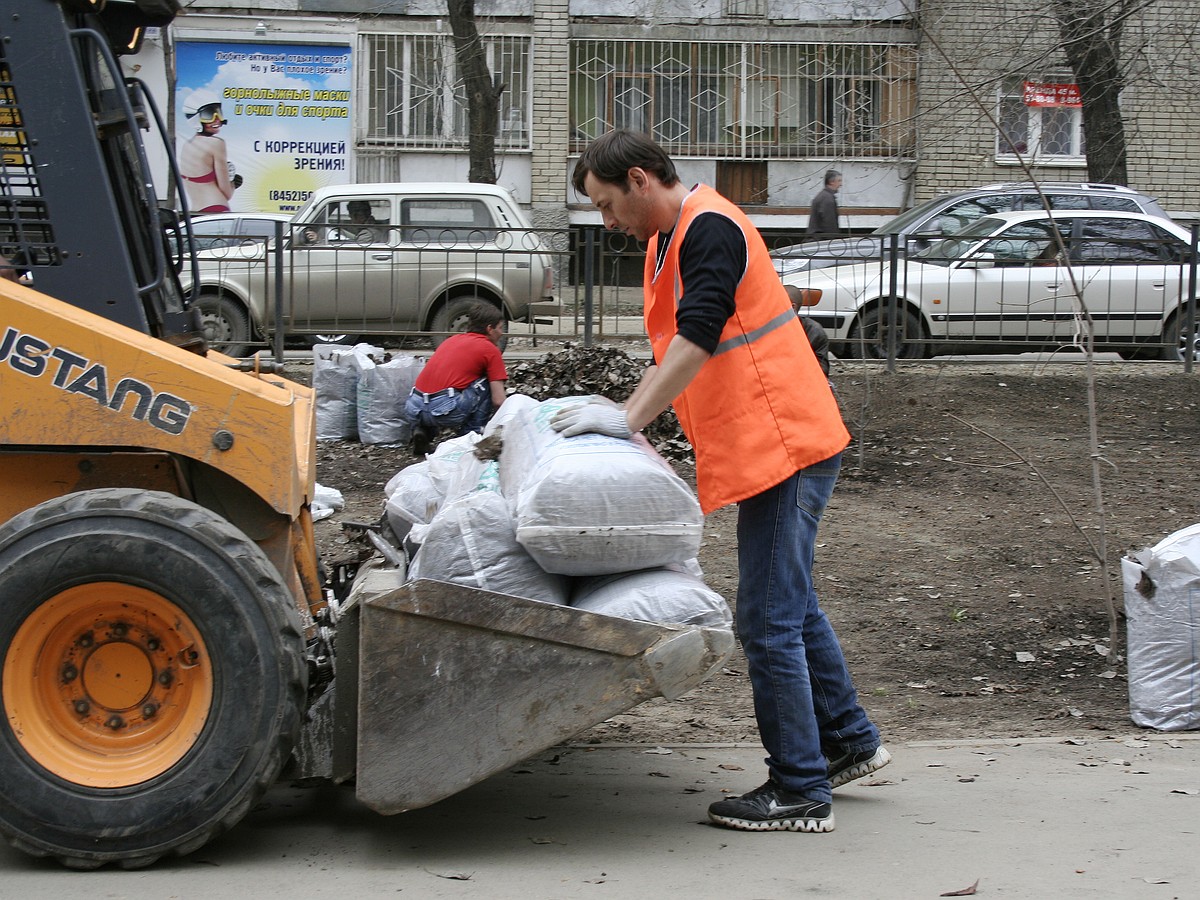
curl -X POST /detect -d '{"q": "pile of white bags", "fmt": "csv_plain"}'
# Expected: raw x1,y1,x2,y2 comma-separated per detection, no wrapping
384,394,724,627
1121,524,1200,730
313,343,424,444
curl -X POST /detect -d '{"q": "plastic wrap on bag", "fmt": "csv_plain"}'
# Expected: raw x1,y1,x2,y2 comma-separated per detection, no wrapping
500,397,703,576
1122,523,1200,731
409,461,570,605
358,354,423,445
571,568,731,628
313,343,385,441
383,432,486,544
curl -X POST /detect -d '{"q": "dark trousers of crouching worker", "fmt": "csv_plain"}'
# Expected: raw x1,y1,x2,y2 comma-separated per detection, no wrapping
403,377,493,437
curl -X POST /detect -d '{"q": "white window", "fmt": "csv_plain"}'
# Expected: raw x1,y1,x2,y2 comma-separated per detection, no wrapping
359,33,531,150
997,77,1086,164
570,40,916,158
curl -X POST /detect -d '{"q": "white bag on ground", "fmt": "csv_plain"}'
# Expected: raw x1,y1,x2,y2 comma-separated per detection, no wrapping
409,461,570,605
1121,523,1200,730
501,397,703,576
571,568,732,628
357,353,423,445
311,482,345,522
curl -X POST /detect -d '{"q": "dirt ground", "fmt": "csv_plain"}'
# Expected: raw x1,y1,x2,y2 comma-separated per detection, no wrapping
308,354,1200,747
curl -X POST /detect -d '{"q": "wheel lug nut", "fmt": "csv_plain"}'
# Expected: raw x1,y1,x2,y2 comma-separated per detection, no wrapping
106,716,125,730
62,664,78,683
142,703,158,719
74,700,90,715
78,632,94,648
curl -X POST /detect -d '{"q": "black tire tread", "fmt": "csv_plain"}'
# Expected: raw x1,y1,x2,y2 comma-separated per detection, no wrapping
0,489,307,869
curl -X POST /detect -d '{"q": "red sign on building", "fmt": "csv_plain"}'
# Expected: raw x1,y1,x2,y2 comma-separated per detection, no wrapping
1023,81,1082,107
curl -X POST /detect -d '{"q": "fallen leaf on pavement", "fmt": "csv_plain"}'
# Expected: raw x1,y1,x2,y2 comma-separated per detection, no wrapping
430,870,474,881
940,878,979,896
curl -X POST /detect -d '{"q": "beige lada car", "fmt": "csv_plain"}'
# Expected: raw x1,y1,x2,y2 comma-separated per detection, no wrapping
182,182,556,356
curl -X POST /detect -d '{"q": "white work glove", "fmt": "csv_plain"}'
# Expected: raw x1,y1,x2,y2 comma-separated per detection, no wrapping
550,401,633,438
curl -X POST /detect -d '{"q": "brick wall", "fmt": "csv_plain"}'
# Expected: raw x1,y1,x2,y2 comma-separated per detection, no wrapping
915,0,1200,215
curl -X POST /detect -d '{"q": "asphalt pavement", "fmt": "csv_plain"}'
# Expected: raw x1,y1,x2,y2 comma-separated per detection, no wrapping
2,733,1196,899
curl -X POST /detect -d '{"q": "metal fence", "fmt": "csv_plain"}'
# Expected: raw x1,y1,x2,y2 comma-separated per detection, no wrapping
772,224,1200,370
187,221,1199,370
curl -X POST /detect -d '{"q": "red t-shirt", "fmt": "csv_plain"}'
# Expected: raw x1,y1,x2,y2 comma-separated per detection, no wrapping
414,332,507,392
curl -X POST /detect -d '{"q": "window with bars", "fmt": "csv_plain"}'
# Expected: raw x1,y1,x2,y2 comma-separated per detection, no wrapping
359,32,531,149
996,77,1085,163
570,40,916,157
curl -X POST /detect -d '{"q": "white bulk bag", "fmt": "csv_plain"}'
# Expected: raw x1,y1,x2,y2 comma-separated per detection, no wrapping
501,397,703,576
409,461,570,605
1122,523,1200,730
384,432,486,542
357,353,423,445
571,568,732,628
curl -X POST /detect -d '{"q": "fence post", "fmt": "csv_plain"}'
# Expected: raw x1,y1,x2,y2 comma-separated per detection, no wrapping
272,220,285,364
885,231,900,373
1187,224,1198,375
583,227,596,347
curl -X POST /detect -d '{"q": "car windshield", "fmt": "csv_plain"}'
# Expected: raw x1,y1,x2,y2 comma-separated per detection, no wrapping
871,195,950,236
913,216,1006,266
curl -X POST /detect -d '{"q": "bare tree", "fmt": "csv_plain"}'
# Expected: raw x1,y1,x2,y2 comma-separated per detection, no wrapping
1050,0,1147,184
446,0,503,184
914,0,1197,192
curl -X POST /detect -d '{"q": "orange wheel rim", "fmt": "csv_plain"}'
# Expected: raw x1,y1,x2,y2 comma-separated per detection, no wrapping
3,582,213,787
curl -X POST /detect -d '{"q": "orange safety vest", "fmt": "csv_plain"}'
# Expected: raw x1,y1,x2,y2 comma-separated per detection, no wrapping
645,184,850,513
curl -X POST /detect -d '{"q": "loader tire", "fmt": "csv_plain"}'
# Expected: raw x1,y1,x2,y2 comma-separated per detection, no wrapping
0,489,306,869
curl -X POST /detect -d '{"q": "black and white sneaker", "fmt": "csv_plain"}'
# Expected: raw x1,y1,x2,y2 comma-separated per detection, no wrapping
827,745,892,789
708,781,834,832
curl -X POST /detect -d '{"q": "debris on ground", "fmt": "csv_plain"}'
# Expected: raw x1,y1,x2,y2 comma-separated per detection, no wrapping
506,344,693,464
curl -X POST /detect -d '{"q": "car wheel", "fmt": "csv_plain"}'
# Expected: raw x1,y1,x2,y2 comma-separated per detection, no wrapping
430,297,507,350
847,305,928,360
0,489,305,868
1161,312,1200,362
195,293,252,357
307,334,360,348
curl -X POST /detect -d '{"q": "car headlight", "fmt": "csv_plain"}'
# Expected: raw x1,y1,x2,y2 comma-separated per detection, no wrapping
773,256,812,277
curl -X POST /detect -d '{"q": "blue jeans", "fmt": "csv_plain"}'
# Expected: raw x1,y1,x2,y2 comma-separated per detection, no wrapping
736,452,879,803
403,377,493,435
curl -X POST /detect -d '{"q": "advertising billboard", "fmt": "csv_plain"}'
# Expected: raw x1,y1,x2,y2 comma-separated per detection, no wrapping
175,40,352,215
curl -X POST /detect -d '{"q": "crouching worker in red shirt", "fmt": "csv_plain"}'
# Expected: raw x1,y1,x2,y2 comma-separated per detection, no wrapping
403,301,507,455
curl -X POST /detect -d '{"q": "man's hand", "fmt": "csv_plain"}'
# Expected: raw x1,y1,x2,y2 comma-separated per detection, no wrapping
550,401,632,438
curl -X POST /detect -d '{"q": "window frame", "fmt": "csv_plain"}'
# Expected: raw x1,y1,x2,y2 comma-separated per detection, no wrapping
995,76,1086,167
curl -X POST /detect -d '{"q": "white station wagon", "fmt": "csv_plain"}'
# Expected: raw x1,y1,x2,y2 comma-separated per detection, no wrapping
783,209,1200,361
182,183,556,356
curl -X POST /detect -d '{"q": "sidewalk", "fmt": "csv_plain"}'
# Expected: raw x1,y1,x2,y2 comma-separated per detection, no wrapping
3,734,1195,898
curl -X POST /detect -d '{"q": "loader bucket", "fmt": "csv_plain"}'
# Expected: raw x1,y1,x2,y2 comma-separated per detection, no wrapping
353,568,734,814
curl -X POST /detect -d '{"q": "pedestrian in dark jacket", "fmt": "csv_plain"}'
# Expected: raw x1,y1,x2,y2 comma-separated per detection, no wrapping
806,169,842,237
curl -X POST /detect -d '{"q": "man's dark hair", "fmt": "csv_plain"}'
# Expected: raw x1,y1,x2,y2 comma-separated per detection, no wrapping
466,301,503,334
571,129,681,197
825,169,842,186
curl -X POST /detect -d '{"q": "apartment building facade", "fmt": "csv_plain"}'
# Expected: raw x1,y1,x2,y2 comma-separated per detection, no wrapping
141,0,1199,233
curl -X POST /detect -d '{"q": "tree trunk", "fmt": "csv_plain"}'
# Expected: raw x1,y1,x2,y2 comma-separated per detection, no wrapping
1052,0,1129,184
446,0,501,184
